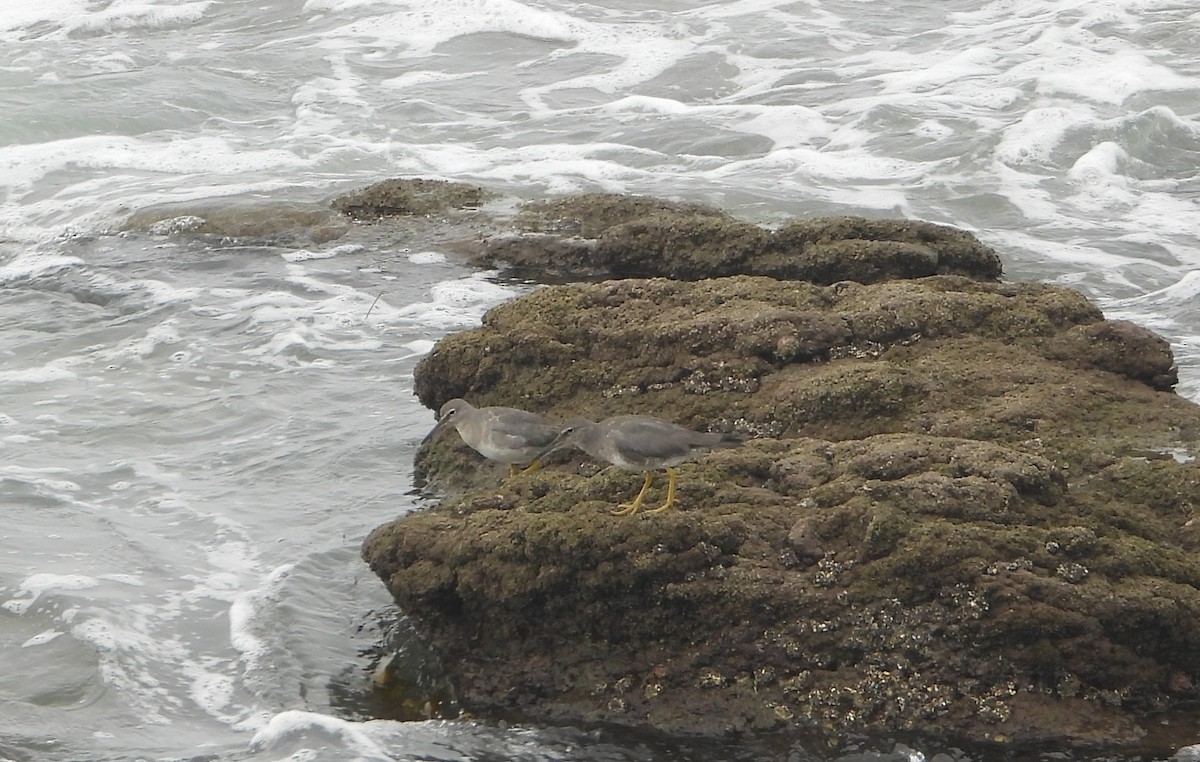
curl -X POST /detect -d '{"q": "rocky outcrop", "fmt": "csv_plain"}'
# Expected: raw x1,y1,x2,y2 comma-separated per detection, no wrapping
330,177,491,220
361,187,1200,755
475,194,1004,283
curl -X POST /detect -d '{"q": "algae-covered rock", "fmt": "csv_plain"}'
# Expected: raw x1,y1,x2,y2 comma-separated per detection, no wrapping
363,194,1200,755
411,274,1127,468
331,178,490,220
515,192,731,237
476,196,1004,284
768,216,1004,283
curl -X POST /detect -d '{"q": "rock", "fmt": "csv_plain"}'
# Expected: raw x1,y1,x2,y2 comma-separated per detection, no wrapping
515,192,731,238
475,200,1004,283
331,178,490,220
764,216,1004,284
122,198,347,244
1045,319,1178,391
1175,743,1200,762
411,275,1116,471
362,191,1200,755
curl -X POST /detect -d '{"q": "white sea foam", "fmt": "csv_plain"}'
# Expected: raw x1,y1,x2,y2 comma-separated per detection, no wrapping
1037,50,1196,104
401,339,437,358
0,0,89,36
96,319,188,362
71,615,186,725
221,267,428,363
381,70,474,90
99,573,145,587
81,1,212,35
249,710,396,760
229,564,294,702
282,249,339,262
0,134,317,243
186,667,237,719
407,250,446,264
1119,271,1200,308
1105,271,1200,335
995,107,1099,168
0,361,79,388
0,250,83,285
312,0,578,58
21,629,65,647
282,244,365,262
3,574,99,615
2,0,215,38
0,135,303,196
387,272,523,330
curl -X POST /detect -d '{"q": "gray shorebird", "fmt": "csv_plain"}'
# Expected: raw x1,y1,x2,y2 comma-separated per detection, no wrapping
422,398,559,477
536,414,742,515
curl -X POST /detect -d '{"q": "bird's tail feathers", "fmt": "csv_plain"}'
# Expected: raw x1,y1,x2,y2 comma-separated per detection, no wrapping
707,430,748,449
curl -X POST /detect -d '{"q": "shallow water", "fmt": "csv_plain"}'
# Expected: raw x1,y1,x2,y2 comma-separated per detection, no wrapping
1,0,1198,760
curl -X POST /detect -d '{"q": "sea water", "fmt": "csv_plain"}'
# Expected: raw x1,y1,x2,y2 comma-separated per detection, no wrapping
1,0,1198,760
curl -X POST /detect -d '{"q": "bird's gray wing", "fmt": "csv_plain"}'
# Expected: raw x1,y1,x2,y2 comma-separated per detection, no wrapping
608,418,700,463
490,410,559,448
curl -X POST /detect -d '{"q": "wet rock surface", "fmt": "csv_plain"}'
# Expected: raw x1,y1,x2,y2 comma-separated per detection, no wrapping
323,182,1200,755
122,197,350,244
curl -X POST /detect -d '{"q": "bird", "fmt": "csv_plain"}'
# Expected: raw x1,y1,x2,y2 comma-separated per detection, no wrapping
422,398,559,477
535,414,743,515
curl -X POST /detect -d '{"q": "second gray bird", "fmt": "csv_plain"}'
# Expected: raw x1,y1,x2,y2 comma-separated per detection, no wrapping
536,414,743,515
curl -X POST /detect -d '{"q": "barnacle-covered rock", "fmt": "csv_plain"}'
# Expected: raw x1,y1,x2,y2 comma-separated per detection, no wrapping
363,189,1200,756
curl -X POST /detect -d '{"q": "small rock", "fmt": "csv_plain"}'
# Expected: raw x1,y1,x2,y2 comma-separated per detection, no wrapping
1056,563,1089,583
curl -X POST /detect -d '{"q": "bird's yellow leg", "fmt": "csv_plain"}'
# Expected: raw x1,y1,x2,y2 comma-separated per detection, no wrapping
613,472,654,516
519,459,542,475
507,464,519,478
643,467,678,514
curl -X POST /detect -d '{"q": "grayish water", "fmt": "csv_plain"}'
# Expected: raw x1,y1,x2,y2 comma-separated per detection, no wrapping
2,0,1198,760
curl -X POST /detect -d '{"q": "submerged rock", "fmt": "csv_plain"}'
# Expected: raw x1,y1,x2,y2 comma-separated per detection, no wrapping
362,188,1200,755
120,178,492,247
122,197,347,244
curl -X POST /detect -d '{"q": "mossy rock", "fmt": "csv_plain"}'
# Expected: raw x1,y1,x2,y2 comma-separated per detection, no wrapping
368,430,1200,750
478,196,1004,284
331,178,490,220
371,262,1200,754
768,216,1004,282
515,192,731,237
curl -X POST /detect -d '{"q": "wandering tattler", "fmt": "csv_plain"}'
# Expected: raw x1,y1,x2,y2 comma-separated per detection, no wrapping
422,398,559,477
535,414,742,515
